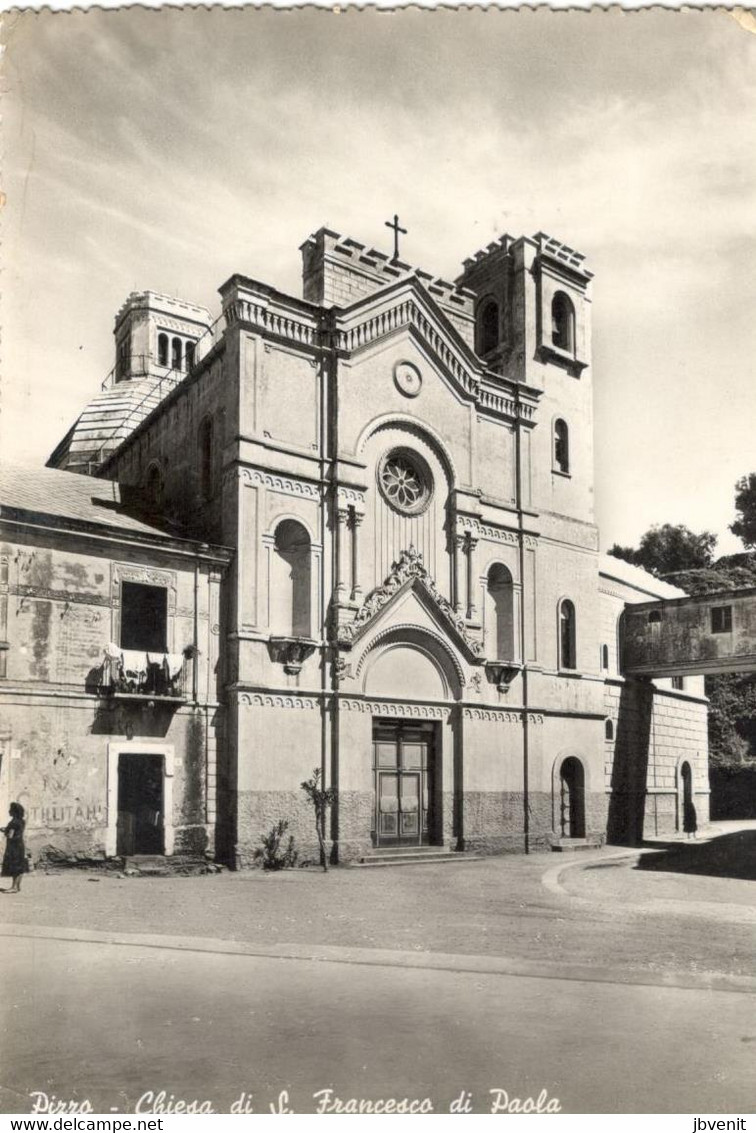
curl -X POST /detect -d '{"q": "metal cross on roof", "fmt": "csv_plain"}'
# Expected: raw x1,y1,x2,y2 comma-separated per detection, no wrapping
384,214,407,262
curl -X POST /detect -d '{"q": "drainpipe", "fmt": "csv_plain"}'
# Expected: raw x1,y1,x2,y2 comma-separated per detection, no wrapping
320,318,334,857
193,558,200,705
515,391,530,854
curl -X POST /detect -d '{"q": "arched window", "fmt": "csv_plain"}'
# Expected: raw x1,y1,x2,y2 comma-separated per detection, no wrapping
171,337,182,371
558,599,576,670
198,417,214,502
487,563,515,660
185,341,195,371
554,419,570,474
116,335,130,381
478,299,499,355
157,334,169,367
601,643,609,671
604,719,614,741
145,463,164,511
551,292,575,354
271,520,312,638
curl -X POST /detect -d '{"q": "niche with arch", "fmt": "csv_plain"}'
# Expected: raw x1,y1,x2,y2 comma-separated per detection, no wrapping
486,563,516,660
270,519,312,638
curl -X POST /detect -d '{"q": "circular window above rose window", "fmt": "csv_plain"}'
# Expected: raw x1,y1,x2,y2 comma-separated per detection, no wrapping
378,448,434,516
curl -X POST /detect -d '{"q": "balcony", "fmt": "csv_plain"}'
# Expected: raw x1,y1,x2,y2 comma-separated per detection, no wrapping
100,645,188,701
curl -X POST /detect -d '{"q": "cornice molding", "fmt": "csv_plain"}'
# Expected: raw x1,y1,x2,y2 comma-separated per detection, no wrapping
238,692,320,710
233,467,323,500
339,698,450,719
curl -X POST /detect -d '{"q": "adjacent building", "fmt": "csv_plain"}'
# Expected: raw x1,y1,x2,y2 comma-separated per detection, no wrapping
0,465,230,863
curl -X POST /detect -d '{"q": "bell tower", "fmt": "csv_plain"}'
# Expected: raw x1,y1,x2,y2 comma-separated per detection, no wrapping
458,231,595,527
48,291,212,475
113,291,212,384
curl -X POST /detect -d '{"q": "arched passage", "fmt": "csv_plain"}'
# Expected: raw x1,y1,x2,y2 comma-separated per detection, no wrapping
559,756,586,839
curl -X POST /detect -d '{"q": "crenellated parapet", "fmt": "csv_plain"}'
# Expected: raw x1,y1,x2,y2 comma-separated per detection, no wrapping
300,227,476,348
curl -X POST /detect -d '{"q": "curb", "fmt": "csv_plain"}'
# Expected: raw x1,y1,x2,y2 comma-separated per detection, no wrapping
1,921,754,996
540,848,756,927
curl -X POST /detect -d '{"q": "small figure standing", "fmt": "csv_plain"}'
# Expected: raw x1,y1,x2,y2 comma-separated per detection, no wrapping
1,802,29,893
683,796,698,840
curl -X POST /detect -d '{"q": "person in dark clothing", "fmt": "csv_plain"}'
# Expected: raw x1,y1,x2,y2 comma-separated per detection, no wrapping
683,797,698,839
1,802,29,893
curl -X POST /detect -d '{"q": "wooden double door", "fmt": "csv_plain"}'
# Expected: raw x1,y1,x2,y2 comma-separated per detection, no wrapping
373,720,436,846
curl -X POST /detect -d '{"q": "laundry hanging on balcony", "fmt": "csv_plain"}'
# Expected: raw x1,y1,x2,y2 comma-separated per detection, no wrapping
101,644,185,697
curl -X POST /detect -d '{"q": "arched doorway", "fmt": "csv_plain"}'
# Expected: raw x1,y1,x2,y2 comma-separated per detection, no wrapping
559,756,586,839
361,634,460,849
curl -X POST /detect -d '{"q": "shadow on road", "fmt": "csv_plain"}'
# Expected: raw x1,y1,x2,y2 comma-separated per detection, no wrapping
634,830,756,882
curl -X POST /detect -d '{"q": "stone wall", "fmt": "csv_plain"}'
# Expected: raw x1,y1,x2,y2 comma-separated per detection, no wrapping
604,678,709,841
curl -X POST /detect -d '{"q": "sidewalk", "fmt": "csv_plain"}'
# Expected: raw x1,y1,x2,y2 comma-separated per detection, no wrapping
548,819,756,920
2,824,753,982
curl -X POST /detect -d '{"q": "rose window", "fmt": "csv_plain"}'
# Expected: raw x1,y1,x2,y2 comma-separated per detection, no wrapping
378,450,432,515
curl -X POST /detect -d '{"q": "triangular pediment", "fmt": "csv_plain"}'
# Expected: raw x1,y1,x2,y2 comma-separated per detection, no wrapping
335,275,481,402
337,547,484,662
333,276,537,424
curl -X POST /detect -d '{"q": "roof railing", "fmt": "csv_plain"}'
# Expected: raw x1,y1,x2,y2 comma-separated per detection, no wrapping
91,311,227,468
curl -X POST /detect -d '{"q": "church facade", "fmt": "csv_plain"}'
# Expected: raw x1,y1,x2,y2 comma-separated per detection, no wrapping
11,223,709,865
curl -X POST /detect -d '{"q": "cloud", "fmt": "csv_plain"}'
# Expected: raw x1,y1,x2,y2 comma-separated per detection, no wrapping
2,7,756,553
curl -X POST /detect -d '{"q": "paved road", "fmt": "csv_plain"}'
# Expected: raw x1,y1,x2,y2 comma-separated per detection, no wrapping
1,931,754,1115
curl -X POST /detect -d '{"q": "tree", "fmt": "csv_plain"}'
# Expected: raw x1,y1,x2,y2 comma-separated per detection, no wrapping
606,544,638,567
707,674,756,768
730,473,756,548
301,767,337,872
608,523,717,577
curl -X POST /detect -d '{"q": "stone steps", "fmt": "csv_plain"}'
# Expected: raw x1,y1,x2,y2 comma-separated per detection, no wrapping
350,847,481,869
122,855,215,877
549,837,604,853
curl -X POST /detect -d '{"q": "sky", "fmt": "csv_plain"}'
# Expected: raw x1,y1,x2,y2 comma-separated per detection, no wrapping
2,7,755,555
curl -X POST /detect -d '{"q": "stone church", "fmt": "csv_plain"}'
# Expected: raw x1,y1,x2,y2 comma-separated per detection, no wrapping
0,224,710,866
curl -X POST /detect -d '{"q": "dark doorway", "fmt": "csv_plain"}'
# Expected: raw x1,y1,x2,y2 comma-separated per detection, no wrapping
121,582,167,653
373,720,437,847
559,756,586,839
117,753,164,855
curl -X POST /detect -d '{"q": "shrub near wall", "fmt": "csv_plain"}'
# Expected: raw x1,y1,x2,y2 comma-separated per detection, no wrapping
709,767,756,820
